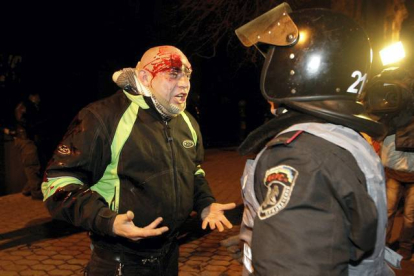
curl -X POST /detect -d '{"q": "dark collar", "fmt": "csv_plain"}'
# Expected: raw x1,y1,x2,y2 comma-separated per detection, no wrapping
238,110,325,155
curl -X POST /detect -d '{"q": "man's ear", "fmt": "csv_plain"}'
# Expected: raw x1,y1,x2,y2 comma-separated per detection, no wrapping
137,70,151,86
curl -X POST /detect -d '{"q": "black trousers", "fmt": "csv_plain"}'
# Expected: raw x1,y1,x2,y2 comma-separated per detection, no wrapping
84,241,179,276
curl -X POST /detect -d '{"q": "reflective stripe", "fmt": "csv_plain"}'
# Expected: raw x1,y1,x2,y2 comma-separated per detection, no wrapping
181,112,197,145
181,112,205,177
195,166,205,176
92,100,139,212
41,176,84,201
243,243,254,273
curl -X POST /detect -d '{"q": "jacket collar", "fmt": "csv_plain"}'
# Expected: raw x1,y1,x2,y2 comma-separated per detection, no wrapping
123,90,150,109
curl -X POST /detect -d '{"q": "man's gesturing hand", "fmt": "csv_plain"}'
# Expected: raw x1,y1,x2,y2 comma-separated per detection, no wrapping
201,202,236,232
113,210,169,241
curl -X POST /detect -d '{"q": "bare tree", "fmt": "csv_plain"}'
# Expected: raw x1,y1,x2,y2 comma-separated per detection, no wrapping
175,0,332,61
175,0,408,66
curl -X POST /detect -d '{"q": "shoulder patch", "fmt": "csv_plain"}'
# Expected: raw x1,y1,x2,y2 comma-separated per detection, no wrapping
258,165,299,220
57,144,71,155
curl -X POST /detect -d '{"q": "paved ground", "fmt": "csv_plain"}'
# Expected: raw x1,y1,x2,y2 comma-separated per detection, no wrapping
0,148,414,275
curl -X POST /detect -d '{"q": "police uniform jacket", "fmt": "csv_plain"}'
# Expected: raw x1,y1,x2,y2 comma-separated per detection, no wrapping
238,111,378,276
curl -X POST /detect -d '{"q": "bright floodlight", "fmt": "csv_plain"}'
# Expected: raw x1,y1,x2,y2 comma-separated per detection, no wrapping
380,41,406,66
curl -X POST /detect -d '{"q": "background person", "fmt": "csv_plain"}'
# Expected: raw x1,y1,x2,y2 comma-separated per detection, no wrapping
364,67,414,261
10,92,45,199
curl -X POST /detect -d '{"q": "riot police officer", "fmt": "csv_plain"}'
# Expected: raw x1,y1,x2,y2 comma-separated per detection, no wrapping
235,3,400,275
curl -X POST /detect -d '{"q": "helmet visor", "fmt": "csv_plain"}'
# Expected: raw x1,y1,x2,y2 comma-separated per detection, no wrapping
235,2,298,47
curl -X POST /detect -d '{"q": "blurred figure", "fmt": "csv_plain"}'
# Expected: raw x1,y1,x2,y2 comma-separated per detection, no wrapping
235,3,400,275
9,92,44,200
365,67,414,261
383,134,414,260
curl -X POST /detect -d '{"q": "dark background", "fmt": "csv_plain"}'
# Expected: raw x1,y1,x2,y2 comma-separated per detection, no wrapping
0,0,270,151
0,0,413,153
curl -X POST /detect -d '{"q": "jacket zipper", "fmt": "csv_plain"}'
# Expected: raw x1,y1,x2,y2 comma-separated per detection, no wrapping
163,120,178,223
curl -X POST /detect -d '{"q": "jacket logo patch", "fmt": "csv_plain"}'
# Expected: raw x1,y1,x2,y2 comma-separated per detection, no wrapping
258,165,298,220
183,140,195,148
57,144,71,155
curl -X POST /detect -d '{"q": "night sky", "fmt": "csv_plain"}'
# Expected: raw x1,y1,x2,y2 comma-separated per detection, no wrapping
0,1,269,150
5,1,412,151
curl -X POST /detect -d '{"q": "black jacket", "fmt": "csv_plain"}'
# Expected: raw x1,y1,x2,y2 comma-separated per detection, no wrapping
43,91,215,252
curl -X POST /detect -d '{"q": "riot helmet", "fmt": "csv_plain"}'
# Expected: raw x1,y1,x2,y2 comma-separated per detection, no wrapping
236,3,386,139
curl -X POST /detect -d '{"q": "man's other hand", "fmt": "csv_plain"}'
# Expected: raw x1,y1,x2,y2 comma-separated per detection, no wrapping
201,202,236,232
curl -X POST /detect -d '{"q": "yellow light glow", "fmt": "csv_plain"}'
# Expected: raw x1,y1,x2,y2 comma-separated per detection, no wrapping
298,31,307,44
380,41,406,66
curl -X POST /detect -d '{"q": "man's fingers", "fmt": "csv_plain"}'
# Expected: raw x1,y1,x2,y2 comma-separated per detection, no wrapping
144,226,169,236
221,216,233,229
144,217,164,230
202,219,208,230
216,221,224,232
209,220,216,230
130,226,169,241
220,203,237,210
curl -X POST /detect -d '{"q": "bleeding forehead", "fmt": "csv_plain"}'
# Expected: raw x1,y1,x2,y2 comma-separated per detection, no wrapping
142,46,191,76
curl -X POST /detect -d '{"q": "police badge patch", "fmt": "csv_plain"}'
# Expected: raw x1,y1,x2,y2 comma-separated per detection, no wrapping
258,165,298,220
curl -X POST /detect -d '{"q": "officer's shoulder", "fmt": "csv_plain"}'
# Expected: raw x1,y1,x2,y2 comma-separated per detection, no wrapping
266,130,305,148
266,130,341,152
